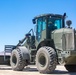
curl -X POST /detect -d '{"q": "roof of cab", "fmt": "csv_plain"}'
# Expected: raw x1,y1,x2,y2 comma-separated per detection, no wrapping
34,13,63,19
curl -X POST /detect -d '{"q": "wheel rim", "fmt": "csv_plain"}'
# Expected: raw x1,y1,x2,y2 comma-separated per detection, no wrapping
12,54,17,66
39,54,46,67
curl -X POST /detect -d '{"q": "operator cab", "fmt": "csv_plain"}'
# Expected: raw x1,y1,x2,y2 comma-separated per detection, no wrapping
33,13,66,41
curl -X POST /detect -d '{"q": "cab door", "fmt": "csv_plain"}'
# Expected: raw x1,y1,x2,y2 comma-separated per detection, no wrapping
36,17,46,47
36,18,42,41
36,17,46,41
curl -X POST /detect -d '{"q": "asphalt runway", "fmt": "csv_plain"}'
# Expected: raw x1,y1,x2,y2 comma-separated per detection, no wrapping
0,65,76,75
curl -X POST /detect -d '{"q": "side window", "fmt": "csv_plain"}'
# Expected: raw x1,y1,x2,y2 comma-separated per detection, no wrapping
36,18,42,41
48,18,62,30
38,21,41,33
36,17,46,41
54,19,62,29
42,18,46,30
48,18,57,30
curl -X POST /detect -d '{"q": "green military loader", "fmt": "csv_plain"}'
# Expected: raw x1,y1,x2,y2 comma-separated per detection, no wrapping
8,13,76,73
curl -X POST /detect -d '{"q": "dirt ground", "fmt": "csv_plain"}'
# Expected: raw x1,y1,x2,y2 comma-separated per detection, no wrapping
0,65,76,75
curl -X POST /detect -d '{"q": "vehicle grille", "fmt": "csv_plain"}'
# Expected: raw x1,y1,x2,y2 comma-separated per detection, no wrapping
65,32,74,50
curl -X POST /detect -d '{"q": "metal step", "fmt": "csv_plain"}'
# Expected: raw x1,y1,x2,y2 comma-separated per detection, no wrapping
4,45,16,62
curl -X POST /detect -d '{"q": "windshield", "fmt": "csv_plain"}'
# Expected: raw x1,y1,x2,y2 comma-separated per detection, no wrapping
48,17,62,30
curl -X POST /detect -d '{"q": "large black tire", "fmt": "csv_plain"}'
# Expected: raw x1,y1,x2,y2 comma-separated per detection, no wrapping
10,48,27,71
36,46,57,73
65,65,76,72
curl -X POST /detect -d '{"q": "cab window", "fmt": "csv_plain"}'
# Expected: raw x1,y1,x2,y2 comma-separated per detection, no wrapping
36,17,46,41
48,17,62,30
42,17,46,30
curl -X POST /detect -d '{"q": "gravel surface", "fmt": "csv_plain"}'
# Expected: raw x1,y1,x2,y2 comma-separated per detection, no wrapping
0,65,76,75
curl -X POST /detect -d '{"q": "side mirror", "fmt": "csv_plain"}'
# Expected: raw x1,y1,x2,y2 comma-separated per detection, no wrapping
32,19,36,24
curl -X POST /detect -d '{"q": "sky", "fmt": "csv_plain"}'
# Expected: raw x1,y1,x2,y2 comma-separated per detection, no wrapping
0,0,76,51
